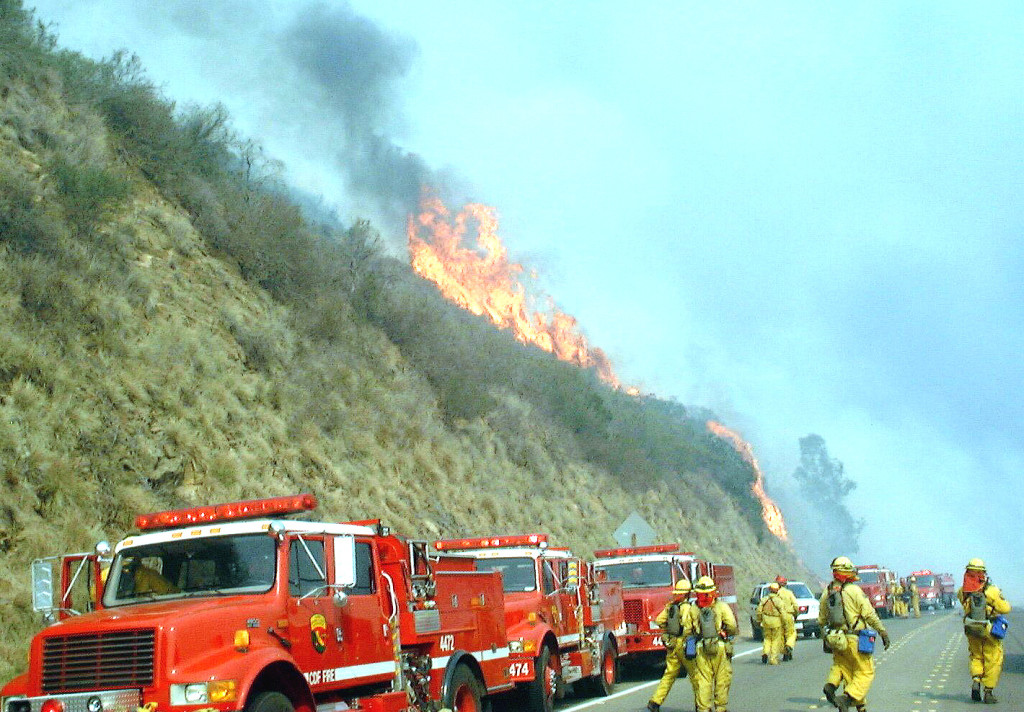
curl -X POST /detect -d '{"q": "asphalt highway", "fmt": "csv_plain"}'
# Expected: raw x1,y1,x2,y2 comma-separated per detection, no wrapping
554,608,1023,712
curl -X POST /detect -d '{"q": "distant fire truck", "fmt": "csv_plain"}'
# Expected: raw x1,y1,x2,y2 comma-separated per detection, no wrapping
2,495,514,712
855,564,897,618
432,534,624,712
909,570,945,611
591,544,737,667
936,572,957,608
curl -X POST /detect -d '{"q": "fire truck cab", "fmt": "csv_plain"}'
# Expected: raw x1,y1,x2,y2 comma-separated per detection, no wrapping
855,564,897,618
433,534,623,712
2,495,513,712
591,544,737,667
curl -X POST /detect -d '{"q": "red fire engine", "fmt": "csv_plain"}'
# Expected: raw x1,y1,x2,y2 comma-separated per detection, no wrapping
855,564,897,617
1,495,513,712
432,534,624,712
590,544,737,667
909,569,945,611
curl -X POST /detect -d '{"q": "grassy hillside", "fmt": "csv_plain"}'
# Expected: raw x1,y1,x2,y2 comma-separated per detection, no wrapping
0,1,811,683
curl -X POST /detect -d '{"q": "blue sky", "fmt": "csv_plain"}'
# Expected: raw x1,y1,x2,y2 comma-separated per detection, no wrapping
30,1,1024,594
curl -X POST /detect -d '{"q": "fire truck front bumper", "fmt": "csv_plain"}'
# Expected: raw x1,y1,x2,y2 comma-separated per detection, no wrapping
3,689,142,712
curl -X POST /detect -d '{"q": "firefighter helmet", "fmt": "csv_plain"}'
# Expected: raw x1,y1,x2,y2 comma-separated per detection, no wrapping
775,574,787,585
966,558,986,572
830,556,855,573
693,576,717,593
769,582,780,592
673,579,692,594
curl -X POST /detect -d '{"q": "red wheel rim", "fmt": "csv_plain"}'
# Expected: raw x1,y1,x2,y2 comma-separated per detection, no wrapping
602,650,614,686
453,684,478,712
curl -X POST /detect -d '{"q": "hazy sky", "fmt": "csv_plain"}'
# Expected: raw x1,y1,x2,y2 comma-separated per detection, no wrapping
30,1,1024,595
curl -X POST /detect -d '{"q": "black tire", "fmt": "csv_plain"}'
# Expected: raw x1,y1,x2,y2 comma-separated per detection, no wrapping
579,639,616,697
524,646,557,712
446,664,484,712
246,692,293,712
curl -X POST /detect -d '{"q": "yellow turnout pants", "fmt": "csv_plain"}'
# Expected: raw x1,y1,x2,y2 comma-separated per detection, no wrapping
967,635,1004,689
782,612,797,650
693,640,732,712
761,616,784,664
829,633,875,703
651,637,697,705
912,596,921,617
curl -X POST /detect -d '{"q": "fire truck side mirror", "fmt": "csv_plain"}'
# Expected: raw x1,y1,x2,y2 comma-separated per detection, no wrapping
95,540,112,557
333,535,357,589
32,559,55,618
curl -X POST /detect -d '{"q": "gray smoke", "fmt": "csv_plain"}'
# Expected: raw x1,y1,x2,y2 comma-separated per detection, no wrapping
280,4,434,225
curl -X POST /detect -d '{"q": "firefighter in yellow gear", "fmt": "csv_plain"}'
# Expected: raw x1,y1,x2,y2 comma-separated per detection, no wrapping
756,582,785,664
646,579,697,712
886,580,898,618
909,575,921,618
818,556,890,712
958,558,1012,704
894,579,908,618
681,576,738,712
775,574,799,660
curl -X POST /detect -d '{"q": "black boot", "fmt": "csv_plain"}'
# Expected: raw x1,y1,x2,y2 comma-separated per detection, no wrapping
835,693,855,712
762,653,768,663
783,646,793,661
646,701,660,712
984,688,998,704
823,683,837,707
972,679,982,702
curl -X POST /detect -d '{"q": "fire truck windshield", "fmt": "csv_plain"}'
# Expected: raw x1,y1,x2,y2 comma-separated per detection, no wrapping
915,575,936,586
473,557,537,593
596,561,673,589
102,533,277,606
858,571,880,583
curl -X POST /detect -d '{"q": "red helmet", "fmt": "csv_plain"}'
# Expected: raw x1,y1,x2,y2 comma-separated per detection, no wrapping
775,575,787,585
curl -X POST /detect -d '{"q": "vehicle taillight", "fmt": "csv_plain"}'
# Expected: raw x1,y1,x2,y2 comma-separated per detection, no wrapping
799,605,808,613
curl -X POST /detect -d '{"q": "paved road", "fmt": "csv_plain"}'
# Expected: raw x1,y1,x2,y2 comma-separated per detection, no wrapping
553,608,1023,712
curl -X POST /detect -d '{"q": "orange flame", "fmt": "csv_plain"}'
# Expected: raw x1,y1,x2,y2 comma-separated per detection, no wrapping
408,193,622,388
706,421,789,542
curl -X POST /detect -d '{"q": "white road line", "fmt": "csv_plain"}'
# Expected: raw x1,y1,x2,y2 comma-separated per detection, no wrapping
558,646,762,711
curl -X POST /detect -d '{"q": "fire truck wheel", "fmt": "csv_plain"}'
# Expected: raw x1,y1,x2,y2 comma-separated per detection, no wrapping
446,664,484,712
524,646,558,712
246,692,293,712
580,640,616,697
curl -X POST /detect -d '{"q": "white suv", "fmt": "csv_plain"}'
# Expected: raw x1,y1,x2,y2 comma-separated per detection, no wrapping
748,581,821,640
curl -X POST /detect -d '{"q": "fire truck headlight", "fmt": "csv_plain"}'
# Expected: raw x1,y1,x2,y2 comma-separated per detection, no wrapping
171,681,238,706
5,698,31,712
171,684,209,705
509,640,523,653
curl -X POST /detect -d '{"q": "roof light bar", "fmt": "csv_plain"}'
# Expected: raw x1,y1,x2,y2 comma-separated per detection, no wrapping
135,494,317,531
855,564,881,570
434,534,549,552
593,543,682,558
910,569,933,576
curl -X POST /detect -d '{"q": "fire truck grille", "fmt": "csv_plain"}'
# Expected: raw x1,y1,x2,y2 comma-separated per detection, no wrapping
623,599,646,627
42,629,155,692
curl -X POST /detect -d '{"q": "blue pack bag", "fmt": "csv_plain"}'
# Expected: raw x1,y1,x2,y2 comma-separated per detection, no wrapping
684,635,698,659
991,615,1009,640
858,628,877,654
